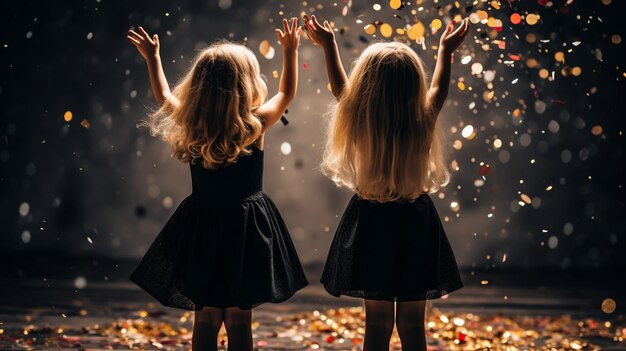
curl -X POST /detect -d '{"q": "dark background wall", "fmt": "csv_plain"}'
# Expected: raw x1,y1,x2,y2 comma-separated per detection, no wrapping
1,0,624,274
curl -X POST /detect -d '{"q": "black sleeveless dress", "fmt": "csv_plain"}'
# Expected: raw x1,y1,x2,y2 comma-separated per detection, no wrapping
130,146,308,310
321,194,463,301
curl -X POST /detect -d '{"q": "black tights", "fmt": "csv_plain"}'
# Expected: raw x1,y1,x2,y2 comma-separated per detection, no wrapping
363,300,427,351
192,307,253,351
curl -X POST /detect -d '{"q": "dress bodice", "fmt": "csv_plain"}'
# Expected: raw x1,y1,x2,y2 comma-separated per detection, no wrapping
189,146,263,200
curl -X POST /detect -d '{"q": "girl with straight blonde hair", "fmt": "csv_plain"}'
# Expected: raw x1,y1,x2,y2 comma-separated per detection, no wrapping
305,15,470,351
126,19,307,351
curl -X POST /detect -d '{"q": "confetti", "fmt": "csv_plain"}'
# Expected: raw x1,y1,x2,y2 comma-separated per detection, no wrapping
461,125,474,139
258,40,275,59
280,142,292,155
74,276,87,289
380,23,393,38
602,298,617,314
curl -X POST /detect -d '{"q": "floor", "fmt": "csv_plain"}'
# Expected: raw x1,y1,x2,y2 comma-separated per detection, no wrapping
0,261,624,350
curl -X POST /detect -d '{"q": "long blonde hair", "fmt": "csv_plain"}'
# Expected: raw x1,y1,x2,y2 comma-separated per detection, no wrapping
146,41,267,168
321,42,449,202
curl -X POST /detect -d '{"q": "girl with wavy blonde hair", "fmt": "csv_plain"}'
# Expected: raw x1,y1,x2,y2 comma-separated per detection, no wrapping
126,20,308,351
306,15,470,351
146,41,268,168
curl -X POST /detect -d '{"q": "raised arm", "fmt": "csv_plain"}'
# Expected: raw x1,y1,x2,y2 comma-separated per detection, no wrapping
254,18,302,130
427,19,470,117
127,27,180,110
304,15,348,100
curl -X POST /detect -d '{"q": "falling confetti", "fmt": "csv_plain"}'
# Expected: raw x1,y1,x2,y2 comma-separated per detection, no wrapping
280,142,292,155
259,40,275,59
602,298,617,314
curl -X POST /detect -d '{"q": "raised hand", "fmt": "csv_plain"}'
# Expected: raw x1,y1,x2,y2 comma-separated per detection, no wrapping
127,26,160,60
303,15,335,49
275,18,302,52
439,18,470,55
126,26,176,108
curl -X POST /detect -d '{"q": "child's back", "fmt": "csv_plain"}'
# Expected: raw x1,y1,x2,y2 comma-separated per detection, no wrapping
132,143,307,309
127,19,306,351
318,41,464,299
188,146,263,201
305,15,470,351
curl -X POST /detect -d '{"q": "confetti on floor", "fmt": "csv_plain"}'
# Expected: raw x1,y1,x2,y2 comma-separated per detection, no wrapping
1,307,623,350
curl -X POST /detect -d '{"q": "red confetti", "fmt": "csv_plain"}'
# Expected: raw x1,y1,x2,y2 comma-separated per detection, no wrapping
508,54,521,61
479,164,491,176
458,331,467,343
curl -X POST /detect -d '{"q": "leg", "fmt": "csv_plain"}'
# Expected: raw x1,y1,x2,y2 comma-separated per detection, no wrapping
363,299,395,351
395,301,427,351
224,307,253,351
193,307,224,351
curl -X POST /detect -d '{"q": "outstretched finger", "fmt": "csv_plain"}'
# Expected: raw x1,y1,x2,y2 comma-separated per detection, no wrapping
323,20,332,31
291,18,298,33
449,22,465,37
275,28,284,41
311,15,323,29
127,35,140,45
304,19,315,34
282,19,290,34
128,30,143,41
295,25,303,38
463,21,470,34
138,26,152,42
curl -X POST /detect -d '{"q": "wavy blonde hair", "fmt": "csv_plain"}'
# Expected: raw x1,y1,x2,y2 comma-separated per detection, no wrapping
321,42,450,202
146,42,267,168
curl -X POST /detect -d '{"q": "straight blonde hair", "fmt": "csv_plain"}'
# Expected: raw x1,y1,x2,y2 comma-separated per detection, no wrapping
321,42,449,202
145,42,267,168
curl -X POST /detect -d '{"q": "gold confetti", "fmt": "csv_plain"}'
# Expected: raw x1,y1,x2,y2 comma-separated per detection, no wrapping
258,40,274,59
389,0,402,10
591,125,603,135
80,118,91,129
407,22,425,40
380,23,392,38
525,13,540,25
554,51,565,62
430,18,442,31
63,111,73,122
601,298,617,313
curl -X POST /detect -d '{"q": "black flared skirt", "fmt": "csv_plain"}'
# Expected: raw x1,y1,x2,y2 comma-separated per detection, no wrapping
321,194,463,301
130,191,308,310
